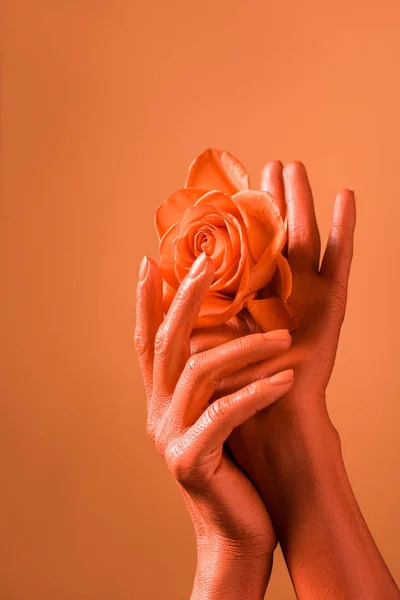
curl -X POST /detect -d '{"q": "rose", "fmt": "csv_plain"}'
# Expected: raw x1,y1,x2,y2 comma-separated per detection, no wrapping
154,148,298,332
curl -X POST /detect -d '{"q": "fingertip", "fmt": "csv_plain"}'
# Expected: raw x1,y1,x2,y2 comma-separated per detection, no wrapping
138,255,149,282
334,189,357,226
261,160,283,177
147,256,162,275
187,252,215,285
139,256,161,286
262,328,292,344
268,368,294,386
204,253,215,280
137,257,163,313
261,161,282,191
283,160,306,177
337,188,354,197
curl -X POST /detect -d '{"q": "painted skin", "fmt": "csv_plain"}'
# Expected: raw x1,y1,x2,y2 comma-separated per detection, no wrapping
135,251,294,599
135,161,400,599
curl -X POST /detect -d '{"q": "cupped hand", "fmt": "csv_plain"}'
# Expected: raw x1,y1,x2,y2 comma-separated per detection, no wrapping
134,251,296,561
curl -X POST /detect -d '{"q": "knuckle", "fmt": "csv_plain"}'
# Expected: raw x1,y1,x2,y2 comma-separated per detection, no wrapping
186,354,202,377
154,429,167,455
164,443,190,484
207,399,228,423
324,298,344,324
329,276,347,296
332,218,355,234
147,407,169,455
327,234,353,257
290,223,313,248
244,382,257,398
154,325,169,354
146,416,157,443
330,304,345,325
134,333,150,358
233,336,247,354
326,287,347,323
183,352,214,389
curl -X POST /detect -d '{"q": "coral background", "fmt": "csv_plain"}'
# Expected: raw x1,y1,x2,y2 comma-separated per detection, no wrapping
2,1,400,598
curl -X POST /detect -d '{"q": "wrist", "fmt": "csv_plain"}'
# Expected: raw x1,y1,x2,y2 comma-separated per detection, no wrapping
266,404,342,480
191,535,272,600
261,388,341,456
255,400,400,599
238,396,343,506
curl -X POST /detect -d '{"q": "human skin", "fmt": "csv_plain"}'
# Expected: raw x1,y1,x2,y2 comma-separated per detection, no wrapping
188,161,400,599
135,251,297,599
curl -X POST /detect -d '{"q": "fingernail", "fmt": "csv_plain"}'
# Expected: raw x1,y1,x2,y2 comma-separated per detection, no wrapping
139,256,149,281
268,368,294,386
347,187,354,193
188,252,208,278
263,329,290,342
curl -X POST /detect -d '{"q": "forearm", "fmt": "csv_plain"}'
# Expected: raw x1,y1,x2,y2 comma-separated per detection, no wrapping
256,404,399,599
191,536,272,600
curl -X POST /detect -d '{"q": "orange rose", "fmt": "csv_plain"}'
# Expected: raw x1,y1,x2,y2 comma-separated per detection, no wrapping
155,148,298,332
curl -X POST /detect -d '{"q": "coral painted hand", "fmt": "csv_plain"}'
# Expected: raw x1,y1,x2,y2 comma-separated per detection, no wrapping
155,148,298,332
135,252,296,598
187,160,357,489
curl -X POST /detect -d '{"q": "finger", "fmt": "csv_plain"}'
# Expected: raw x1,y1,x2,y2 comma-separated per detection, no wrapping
261,160,286,220
164,369,294,485
283,161,321,272
152,251,215,405
134,256,163,401
319,188,356,286
170,329,292,428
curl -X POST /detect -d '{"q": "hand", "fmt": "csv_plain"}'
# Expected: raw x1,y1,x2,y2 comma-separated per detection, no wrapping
134,251,296,599
185,162,399,599
188,160,355,461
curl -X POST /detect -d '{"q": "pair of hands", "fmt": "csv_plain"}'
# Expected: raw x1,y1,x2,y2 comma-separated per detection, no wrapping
135,162,398,599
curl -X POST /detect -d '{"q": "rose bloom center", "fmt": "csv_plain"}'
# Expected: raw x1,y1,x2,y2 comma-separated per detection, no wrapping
194,226,216,256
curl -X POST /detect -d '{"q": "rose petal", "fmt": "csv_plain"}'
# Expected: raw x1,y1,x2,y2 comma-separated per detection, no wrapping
162,280,176,313
231,190,286,293
213,217,240,278
260,163,287,222
193,193,249,279
175,211,230,274
246,296,299,333
174,259,188,283
232,189,285,259
189,192,249,294
210,214,249,295
173,221,201,268
209,227,229,267
176,203,223,236
195,295,244,328
176,194,247,287
271,253,293,301
159,222,180,288
196,197,245,281
155,188,208,239
196,262,254,328
194,228,217,256
231,190,277,262
185,148,250,195
194,189,242,219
